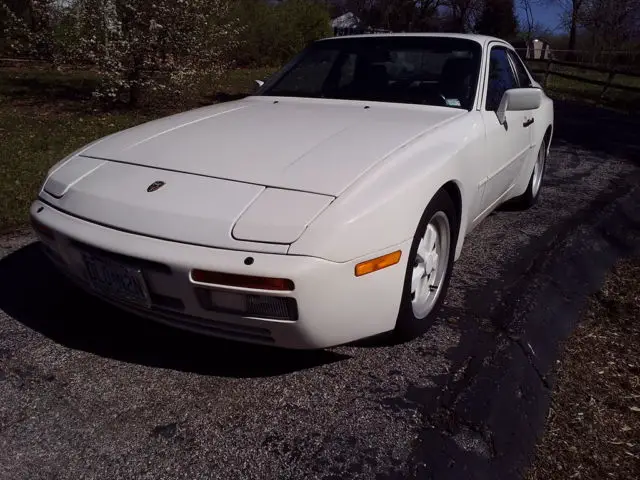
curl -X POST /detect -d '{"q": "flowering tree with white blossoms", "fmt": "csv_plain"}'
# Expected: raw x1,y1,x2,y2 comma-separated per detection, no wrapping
0,0,57,58
62,0,241,105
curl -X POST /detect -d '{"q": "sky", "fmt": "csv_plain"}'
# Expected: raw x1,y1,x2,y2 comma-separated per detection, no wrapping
516,3,566,33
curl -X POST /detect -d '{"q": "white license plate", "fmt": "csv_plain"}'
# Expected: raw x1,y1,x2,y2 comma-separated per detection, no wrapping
82,253,151,307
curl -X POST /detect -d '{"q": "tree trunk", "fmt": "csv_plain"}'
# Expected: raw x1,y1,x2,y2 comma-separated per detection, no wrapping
128,54,142,107
567,9,578,60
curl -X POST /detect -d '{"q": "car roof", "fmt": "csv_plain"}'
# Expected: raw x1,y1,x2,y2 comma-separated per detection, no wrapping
318,33,510,48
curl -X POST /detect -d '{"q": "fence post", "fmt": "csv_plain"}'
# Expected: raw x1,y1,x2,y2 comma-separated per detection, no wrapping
543,58,552,87
600,71,616,100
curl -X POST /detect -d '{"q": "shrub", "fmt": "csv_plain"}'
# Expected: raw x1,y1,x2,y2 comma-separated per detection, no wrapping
233,0,332,68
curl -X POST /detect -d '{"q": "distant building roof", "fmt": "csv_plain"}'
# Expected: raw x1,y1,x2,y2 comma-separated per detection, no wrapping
331,12,362,30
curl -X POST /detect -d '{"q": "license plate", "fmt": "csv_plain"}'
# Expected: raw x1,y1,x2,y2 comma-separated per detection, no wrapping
82,253,151,307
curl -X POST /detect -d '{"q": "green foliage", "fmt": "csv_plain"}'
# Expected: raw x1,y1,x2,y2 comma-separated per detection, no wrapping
61,0,243,106
475,0,518,40
232,0,332,68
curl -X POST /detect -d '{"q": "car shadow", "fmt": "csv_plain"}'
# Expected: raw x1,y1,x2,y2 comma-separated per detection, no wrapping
552,99,640,165
0,242,350,378
497,99,639,212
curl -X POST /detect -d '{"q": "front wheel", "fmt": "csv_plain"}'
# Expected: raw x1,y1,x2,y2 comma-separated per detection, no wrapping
394,190,458,341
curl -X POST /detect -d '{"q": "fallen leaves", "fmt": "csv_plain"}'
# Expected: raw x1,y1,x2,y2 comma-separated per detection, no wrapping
526,257,640,480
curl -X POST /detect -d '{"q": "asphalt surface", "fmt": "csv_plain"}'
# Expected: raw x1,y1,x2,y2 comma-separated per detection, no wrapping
1,101,640,480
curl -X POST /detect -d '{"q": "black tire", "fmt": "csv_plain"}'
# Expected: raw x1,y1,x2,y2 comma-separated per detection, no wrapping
394,190,458,341
510,139,547,210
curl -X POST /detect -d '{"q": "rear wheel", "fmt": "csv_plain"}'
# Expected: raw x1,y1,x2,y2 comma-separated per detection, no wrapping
511,139,547,209
394,190,458,341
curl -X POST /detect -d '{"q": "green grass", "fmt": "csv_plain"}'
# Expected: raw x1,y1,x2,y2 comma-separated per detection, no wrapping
0,66,275,231
0,111,151,231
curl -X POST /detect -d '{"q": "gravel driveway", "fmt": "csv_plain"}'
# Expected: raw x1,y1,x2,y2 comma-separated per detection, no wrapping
1,101,639,480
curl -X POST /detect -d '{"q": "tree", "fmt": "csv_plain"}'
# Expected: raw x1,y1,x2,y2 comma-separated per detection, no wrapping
519,0,534,38
442,0,483,33
342,0,442,32
565,0,585,53
540,0,587,54
0,0,57,58
543,0,639,59
61,0,241,106
232,0,332,68
579,0,640,63
475,0,518,39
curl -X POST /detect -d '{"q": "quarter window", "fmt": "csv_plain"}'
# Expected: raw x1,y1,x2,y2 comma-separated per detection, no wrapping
485,47,517,111
507,50,532,87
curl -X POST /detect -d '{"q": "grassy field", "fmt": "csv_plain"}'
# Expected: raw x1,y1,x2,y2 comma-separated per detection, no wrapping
526,256,640,480
0,66,274,232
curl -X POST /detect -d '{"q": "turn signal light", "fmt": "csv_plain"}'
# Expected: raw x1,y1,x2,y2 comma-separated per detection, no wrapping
31,217,54,240
355,250,402,277
191,270,295,291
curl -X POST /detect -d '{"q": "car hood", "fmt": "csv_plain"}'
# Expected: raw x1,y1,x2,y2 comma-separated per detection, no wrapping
80,96,465,196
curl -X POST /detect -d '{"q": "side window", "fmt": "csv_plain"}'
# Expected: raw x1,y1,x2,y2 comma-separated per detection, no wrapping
485,47,517,111
507,50,532,87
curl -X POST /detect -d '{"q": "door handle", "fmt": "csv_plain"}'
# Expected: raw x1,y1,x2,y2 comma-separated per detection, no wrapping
523,118,534,127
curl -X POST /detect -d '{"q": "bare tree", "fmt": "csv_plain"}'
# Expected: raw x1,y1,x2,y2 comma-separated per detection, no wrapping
343,0,442,31
542,0,587,53
580,0,640,63
442,0,483,33
520,0,535,38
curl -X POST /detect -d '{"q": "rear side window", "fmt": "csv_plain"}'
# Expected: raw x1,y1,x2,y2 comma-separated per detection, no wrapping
485,47,517,111
507,50,532,87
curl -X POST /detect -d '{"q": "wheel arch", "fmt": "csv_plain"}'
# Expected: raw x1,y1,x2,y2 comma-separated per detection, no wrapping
543,124,553,154
439,179,469,261
441,180,462,229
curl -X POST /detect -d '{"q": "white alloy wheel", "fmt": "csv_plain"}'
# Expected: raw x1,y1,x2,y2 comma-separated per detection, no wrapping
410,211,451,319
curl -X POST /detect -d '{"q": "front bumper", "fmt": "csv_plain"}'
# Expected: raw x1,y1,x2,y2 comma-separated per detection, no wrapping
30,200,410,349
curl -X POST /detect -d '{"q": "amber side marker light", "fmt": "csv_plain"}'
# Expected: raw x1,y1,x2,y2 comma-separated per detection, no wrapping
191,270,295,291
31,217,54,239
355,250,402,277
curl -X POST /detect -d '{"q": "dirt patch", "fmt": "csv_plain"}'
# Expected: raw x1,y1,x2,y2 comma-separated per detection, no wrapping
526,257,640,479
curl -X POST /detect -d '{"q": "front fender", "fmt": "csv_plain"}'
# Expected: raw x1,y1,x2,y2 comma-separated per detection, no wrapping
289,114,486,263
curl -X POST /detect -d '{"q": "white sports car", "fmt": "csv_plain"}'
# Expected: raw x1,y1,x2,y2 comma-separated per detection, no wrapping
31,34,553,349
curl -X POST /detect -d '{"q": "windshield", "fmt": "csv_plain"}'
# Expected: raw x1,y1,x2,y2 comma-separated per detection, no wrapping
259,36,482,110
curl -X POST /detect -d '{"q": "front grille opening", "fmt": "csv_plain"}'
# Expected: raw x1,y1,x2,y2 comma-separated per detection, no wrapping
195,287,298,321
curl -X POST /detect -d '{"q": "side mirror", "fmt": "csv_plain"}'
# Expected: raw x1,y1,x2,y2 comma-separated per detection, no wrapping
496,88,542,125
254,79,265,88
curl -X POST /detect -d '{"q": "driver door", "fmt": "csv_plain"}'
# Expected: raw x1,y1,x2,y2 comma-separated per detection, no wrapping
480,45,533,212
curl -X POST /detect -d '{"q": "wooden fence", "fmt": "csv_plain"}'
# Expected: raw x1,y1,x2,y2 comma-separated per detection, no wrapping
526,58,640,99
3,55,640,102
